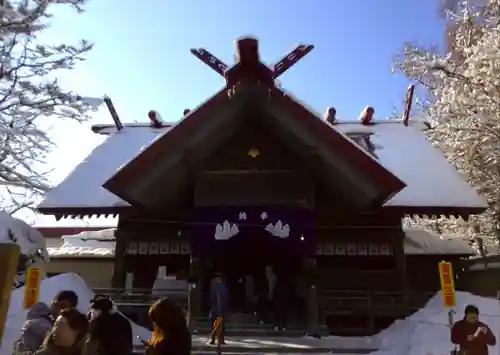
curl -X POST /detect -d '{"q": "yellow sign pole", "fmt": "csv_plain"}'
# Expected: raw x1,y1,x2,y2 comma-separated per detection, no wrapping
438,260,457,346
23,267,42,309
0,243,21,346
438,261,457,308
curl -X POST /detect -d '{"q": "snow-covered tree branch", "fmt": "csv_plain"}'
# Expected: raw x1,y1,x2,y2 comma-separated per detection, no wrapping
395,0,500,247
0,0,95,214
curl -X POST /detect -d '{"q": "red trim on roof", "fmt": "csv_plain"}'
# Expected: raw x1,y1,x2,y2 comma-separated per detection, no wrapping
103,89,228,190
271,88,406,194
103,85,405,201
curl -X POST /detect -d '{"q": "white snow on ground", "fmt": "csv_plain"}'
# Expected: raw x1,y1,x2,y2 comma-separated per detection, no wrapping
318,291,500,355
0,273,151,355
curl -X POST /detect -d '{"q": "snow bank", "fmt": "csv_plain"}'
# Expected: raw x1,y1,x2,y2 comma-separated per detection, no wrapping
372,291,500,355
319,291,500,355
0,273,150,355
0,211,49,288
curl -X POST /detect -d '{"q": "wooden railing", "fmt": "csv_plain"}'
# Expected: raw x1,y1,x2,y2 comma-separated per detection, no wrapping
93,288,188,306
320,289,435,315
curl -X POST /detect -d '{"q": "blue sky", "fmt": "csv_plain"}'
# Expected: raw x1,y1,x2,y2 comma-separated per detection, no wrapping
30,0,446,225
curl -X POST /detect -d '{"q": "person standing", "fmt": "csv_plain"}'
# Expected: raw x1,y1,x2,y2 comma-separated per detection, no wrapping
34,308,89,355
13,302,54,355
451,304,496,355
50,290,79,318
144,297,192,355
86,296,133,355
273,267,290,331
209,274,228,345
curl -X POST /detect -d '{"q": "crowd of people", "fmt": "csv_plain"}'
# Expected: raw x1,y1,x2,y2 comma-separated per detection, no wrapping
12,290,191,355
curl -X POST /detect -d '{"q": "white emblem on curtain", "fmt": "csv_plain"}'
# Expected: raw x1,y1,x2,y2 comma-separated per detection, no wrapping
264,220,290,239
214,220,240,240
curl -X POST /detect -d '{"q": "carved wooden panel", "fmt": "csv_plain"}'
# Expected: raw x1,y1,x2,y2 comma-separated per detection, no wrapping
200,121,304,171
194,171,313,206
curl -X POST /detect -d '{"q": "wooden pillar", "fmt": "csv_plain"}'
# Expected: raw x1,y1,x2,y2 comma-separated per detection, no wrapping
305,257,319,335
111,230,127,288
188,255,201,330
394,234,406,288
0,244,20,346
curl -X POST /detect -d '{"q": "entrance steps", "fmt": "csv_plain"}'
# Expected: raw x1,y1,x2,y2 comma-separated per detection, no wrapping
193,313,329,337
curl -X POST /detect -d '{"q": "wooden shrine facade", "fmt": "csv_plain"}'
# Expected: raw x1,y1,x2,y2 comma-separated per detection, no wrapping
37,37,485,335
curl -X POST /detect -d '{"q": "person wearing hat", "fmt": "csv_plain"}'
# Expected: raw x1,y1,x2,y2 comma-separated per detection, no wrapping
86,296,133,355
451,304,496,355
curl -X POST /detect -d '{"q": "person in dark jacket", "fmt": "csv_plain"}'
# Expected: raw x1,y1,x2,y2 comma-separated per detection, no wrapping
13,302,54,354
209,274,228,345
451,304,496,355
145,297,191,355
86,296,133,355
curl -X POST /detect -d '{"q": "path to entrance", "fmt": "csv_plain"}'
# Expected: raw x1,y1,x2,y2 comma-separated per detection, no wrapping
134,335,378,354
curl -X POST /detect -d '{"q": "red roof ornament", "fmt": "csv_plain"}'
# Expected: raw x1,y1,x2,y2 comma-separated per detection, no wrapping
190,37,314,90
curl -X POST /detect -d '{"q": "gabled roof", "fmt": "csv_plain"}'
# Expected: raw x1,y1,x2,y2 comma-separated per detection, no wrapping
101,84,406,210
37,117,487,219
336,121,487,216
38,126,170,217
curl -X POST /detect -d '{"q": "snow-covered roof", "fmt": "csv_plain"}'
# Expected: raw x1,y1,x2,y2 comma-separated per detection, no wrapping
47,228,116,258
38,126,169,211
38,119,486,214
403,227,474,255
337,121,486,209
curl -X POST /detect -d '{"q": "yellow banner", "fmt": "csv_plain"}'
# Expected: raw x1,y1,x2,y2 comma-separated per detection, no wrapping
23,267,41,309
438,261,456,308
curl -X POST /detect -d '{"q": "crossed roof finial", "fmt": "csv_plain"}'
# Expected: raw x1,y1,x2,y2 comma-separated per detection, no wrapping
190,37,314,88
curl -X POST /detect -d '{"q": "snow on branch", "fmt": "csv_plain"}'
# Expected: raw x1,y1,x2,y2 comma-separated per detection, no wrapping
395,0,500,246
0,0,95,214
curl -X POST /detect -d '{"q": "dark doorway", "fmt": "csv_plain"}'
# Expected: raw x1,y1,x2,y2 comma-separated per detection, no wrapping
201,228,304,319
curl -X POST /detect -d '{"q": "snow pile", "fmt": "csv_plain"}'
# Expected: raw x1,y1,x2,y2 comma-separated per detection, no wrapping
0,211,49,288
371,291,499,355
319,291,500,355
0,273,150,355
47,228,116,257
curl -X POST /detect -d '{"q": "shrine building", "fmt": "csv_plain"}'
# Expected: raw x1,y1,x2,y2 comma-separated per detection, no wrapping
37,37,485,335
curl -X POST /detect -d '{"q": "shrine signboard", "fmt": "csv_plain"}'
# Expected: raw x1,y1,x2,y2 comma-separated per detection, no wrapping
438,261,456,308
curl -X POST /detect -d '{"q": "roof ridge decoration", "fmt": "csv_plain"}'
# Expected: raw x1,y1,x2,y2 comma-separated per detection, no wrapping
101,36,407,210
190,36,314,96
